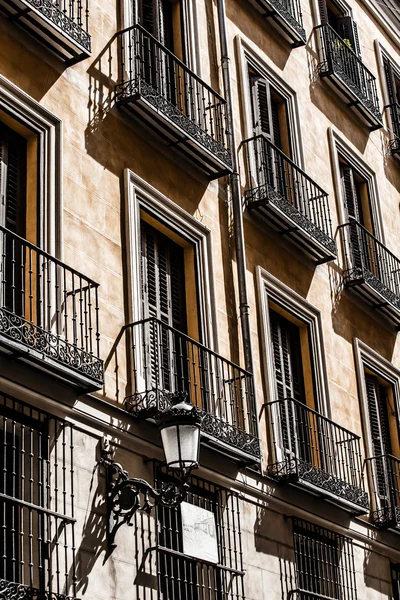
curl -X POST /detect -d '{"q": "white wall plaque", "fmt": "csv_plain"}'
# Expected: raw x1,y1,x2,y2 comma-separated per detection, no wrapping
181,502,219,564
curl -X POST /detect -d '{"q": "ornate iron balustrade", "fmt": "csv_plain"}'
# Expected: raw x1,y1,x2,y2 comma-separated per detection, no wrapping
247,0,306,46
266,398,368,512
316,23,383,129
242,134,336,263
122,318,260,461
387,102,400,154
115,25,232,178
0,393,78,599
366,454,400,529
339,220,400,326
0,226,103,389
0,0,90,62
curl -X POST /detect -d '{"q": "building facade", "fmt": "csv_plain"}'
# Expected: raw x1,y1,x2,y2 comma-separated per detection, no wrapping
0,0,400,595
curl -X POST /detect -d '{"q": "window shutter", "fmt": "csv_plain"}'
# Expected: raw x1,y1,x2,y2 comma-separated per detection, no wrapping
318,0,328,23
159,0,173,50
140,0,157,35
269,310,304,402
0,126,26,236
352,21,362,58
384,59,398,105
336,16,356,49
270,98,282,150
250,76,272,137
340,165,362,223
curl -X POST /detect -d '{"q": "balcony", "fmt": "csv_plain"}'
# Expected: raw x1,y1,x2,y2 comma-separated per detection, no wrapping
0,226,103,391
115,25,232,179
242,134,336,263
387,102,400,154
121,318,260,463
0,0,91,63
340,220,400,326
315,23,383,130
246,0,306,47
366,454,400,530
265,398,368,513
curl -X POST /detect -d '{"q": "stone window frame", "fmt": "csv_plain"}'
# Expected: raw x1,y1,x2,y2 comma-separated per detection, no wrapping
375,40,400,142
328,127,385,243
0,75,62,257
256,266,331,419
353,337,400,471
124,168,218,351
235,36,304,168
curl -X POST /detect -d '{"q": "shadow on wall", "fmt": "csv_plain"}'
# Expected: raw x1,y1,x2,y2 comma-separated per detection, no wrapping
305,40,370,156
254,504,296,599
328,260,397,360
363,542,391,595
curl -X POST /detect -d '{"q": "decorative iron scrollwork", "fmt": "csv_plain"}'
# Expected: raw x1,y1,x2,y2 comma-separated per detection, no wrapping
0,578,77,600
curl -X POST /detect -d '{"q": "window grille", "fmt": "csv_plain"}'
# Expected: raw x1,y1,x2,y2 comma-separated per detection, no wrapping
155,468,245,600
292,519,357,600
392,563,400,600
0,393,77,600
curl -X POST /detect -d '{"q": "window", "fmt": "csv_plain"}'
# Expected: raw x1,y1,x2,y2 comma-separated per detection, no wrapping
318,0,361,56
392,563,400,600
383,56,400,150
0,393,76,598
155,468,245,600
293,519,357,600
339,156,374,232
354,339,400,526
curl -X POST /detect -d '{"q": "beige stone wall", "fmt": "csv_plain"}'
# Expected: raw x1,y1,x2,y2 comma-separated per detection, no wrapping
1,0,400,594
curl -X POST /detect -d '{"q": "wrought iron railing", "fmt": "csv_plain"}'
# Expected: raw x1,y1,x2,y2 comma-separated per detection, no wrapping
115,24,231,168
266,398,368,509
366,454,400,528
0,226,103,384
22,0,90,52
339,220,400,310
0,393,77,599
242,134,335,253
122,317,260,459
387,102,400,152
262,0,306,44
316,23,382,124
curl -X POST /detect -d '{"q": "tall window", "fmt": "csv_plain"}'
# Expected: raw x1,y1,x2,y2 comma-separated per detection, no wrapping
0,393,76,598
293,519,357,600
156,469,245,600
318,0,361,56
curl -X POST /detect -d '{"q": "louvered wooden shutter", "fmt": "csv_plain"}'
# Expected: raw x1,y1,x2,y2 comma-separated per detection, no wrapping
340,165,362,223
250,76,272,138
351,21,361,57
270,98,282,150
159,0,173,50
384,60,398,105
140,0,157,35
0,125,26,236
336,16,358,53
318,0,328,23
269,310,305,402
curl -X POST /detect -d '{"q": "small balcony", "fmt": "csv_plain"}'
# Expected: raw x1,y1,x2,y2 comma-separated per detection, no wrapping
387,102,400,154
0,0,91,63
0,226,103,391
246,0,306,47
366,454,400,530
315,23,383,130
340,220,400,326
121,318,260,463
265,398,369,513
242,134,336,264
115,25,232,179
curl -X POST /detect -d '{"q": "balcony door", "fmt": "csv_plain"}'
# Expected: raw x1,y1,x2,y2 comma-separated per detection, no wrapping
269,309,313,467
0,124,26,318
365,374,399,515
141,221,187,398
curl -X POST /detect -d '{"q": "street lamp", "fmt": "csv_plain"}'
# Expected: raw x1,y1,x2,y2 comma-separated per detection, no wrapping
101,397,202,547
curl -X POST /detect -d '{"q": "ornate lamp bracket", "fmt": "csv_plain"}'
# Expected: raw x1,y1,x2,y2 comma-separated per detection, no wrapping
101,447,190,547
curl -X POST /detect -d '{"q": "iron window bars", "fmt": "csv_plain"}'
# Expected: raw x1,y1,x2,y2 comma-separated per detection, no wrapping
155,467,245,600
246,0,306,47
0,392,77,600
0,226,103,390
0,0,90,62
114,24,232,178
339,220,400,326
366,454,400,529
392,563,400,600
292,518,357,600
242,134,336,264
265,398,368,513
315,23,383,130
121,317,260,462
